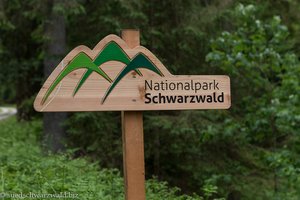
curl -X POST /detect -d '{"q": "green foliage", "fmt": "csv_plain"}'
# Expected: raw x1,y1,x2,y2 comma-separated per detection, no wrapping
1,0,300,199
0,0,44,105
63,2,300,199
206,3,300,198
0,116,219,199
65,112,122,169
0,117,118,199
0,0,84,118
146,178,202,200
206,3,300,144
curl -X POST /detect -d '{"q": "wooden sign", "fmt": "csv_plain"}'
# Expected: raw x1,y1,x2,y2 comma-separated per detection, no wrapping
34,30,231,200
34,34,231,112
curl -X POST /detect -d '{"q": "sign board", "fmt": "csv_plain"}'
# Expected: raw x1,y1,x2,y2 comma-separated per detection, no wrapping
34,34,231,112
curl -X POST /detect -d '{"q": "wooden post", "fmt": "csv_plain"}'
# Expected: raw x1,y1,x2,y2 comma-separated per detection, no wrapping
121,29,146,200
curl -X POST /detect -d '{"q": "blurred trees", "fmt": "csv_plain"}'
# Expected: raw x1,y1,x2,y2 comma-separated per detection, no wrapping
1,0,300,199
43,0,68,152
0,0,44,119
206,4,300,198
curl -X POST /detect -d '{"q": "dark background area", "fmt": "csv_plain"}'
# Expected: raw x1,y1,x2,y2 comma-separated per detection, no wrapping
0,0,300,199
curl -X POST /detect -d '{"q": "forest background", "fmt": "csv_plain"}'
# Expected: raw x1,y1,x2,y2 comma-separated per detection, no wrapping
1,0,300,199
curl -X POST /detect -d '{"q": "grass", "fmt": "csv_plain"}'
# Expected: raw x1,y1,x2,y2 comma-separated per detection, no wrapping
0,117,206,200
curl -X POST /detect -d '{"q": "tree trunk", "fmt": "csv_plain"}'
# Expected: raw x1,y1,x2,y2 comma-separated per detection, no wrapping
43,0,67,153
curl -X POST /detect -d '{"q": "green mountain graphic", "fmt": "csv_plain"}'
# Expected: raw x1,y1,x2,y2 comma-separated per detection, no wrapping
41,41,164,105
74,42,142,96
42,52,111,104
102,53,164,103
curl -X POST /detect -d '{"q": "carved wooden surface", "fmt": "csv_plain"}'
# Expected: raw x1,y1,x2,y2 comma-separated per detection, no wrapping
34,34,231,112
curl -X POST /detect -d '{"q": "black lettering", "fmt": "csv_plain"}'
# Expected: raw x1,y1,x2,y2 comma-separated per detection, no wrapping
217,92,224,102
154,83,160,90
166,95,177,103
178,95,184,103
203,82,208,90
195,82,201,93
214,80,219,90
190,95,195,103
159,93,166,103
207,95,212,103
195,95,206,103
160,81,165,90
184,82,190,90
184,95,189,103
164,80,168,90
145,80,152,90
177,82,184,90
153,95,158,103
213,92,217,103
209,82,213,90
145,93,151,104
169,82,176,90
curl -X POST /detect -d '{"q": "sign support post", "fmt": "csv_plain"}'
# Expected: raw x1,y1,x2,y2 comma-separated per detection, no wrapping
34,28,231,200
121,29,146,200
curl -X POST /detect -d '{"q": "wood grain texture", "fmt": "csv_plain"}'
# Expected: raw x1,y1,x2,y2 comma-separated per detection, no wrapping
122,29,146,200
122,111,145,200
34,34,231,112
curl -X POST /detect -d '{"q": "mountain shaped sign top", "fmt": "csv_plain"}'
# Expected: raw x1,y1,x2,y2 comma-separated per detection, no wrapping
34,34,231,112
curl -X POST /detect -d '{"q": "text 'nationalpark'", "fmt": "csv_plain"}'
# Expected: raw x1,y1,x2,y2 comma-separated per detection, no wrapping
144,80,224,104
